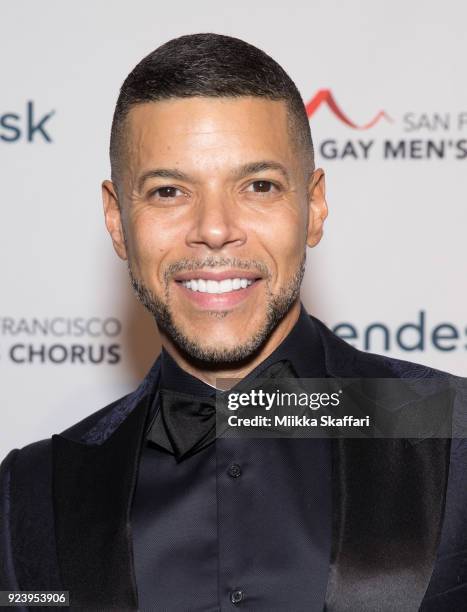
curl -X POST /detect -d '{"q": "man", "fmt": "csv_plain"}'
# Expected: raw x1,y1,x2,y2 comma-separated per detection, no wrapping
1,33,466,611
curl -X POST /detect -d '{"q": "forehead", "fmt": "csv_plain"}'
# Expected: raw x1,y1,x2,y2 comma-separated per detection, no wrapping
123,97,296,175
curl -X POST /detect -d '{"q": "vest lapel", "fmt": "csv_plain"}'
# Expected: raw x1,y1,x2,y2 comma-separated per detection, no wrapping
312,317,453,611
325,436,451,612
52,393,151,610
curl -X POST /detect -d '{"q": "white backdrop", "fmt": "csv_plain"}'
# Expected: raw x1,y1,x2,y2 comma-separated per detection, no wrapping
1,0,466,458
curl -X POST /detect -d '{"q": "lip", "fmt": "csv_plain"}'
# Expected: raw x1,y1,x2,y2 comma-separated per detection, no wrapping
175,277,262,310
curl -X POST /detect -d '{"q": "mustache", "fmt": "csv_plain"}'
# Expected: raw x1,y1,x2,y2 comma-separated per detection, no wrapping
163,256,271,284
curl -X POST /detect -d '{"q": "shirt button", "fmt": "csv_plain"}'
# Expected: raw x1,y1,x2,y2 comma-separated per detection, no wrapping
230,589,244,604
227,463,242,478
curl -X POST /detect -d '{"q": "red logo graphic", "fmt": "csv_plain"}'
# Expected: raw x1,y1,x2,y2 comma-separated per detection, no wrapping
305,89,392,129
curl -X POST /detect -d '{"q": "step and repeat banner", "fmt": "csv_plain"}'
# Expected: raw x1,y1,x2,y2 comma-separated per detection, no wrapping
1,0,466,457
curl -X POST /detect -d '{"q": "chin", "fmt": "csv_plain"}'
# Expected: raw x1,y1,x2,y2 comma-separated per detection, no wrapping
172,326,268,366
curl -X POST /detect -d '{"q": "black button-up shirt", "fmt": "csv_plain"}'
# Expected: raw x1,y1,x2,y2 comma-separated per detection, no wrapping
131,304,332,611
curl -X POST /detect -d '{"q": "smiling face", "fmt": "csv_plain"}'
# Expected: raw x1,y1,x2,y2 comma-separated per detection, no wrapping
103,96,327,365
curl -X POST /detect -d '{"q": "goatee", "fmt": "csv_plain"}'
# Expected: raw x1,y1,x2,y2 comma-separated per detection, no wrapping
128,254,305,366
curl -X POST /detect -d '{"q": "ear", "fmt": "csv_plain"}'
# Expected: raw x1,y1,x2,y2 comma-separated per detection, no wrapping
306,168,328,248
102,180,128,260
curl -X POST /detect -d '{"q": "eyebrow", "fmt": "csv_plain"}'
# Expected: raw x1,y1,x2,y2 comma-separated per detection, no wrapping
232,160,290,182
136,160,290,193
137,168,190,192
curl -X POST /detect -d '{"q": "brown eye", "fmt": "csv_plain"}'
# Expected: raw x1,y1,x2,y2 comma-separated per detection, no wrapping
246,180,278,193
253,180,273,192
153,186,182,198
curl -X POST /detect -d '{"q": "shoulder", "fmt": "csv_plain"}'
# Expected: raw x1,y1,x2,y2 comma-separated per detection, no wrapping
0,391,130,466
1,354,161,467
0,394,127,486
0,386,148,586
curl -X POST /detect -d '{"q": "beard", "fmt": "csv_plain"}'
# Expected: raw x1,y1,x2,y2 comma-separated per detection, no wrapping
128,253,306,366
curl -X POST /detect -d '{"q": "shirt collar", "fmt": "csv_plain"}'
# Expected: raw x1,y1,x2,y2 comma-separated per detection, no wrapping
160,348,215,398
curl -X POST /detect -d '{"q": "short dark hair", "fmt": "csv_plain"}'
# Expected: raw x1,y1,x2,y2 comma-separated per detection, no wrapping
109,33,314,187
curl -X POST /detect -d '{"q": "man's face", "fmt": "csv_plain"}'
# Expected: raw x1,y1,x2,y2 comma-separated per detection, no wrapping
103,97,326,363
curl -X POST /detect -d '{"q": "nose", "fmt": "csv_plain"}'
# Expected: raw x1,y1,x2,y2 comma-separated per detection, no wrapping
185,191,246,251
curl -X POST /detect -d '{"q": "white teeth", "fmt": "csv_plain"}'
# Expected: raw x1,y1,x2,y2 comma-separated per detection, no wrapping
205,280,216,294
181,277,255,293
220,279,232,293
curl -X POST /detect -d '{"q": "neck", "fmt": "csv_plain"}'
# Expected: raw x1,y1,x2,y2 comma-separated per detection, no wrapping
160,300,301,388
